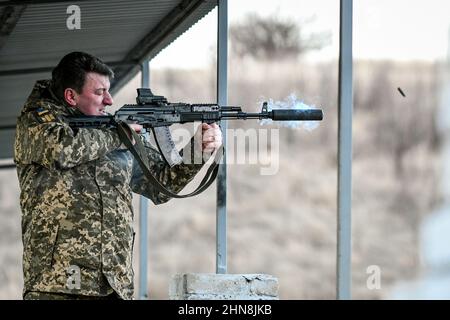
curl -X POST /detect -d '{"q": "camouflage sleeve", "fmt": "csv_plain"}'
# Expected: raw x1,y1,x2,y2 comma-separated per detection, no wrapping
130,136,204,205
14,110,122,169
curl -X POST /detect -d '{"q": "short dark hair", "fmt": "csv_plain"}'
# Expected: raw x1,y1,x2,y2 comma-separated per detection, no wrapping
51,51,114,100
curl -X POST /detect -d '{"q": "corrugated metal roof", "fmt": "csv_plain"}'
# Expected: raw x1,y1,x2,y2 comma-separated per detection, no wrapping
0,0,217,160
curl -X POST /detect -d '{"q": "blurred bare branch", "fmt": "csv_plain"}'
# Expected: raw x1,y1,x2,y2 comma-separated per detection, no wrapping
229,13,331,60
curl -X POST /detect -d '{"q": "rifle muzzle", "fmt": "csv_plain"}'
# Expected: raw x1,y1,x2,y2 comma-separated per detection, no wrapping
271,109,323,121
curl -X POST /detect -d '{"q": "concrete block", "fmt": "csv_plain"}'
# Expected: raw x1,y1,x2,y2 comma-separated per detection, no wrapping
169,273,279,300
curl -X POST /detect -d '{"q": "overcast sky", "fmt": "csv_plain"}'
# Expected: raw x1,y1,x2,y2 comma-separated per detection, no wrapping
151,0,450,69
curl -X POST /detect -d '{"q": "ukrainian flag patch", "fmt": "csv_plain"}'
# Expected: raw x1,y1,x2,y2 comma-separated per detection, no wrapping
34,108,56,123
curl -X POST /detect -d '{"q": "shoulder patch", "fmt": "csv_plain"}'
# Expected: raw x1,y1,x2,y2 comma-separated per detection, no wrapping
34,108,56,123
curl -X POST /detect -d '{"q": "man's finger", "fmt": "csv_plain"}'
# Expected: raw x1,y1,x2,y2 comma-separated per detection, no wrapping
202,122,220,130
203,133,221,142
202,132,215,139
203,141,222,152
129,123,143,133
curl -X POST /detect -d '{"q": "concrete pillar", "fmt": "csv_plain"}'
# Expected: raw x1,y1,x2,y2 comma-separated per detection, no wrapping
169,274,278,300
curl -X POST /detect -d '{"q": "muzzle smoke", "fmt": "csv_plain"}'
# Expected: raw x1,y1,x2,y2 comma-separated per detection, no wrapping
260,93,321,131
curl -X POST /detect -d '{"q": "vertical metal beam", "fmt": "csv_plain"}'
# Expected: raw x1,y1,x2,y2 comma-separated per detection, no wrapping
216,0,228,274
337,0,353,300
138,60,150,299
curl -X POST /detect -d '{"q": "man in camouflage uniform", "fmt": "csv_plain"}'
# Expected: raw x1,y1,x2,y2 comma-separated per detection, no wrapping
14,52,222,300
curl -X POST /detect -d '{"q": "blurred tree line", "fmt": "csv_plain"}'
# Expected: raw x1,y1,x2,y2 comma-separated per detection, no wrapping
229,13,331,60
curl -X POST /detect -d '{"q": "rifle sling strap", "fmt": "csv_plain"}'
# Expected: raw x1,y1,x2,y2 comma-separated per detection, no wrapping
117,122,223,199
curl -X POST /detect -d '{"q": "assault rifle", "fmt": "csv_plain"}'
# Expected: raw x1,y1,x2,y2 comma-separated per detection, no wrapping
66,88,323,167
66,88,323,198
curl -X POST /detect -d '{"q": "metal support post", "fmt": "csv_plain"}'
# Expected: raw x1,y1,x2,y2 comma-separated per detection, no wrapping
337,0,353,300
216,0,228,274
138,60,150,299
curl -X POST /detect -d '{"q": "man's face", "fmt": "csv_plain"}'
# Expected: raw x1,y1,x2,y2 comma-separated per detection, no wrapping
74,72,113,116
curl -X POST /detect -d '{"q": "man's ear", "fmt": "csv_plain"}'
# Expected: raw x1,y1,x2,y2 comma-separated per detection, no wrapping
64,88,78,107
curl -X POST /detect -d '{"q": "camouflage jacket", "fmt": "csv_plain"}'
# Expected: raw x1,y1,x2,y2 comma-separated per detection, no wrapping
14,80,204,299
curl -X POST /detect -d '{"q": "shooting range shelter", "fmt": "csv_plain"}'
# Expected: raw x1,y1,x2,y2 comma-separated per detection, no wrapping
0,0,353,299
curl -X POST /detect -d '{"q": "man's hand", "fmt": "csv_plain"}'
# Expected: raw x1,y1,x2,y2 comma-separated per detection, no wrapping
121,123,143,146
129,123,143,134
202,123,222,152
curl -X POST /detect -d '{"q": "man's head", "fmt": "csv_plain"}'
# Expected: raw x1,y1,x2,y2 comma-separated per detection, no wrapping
51,51,114,115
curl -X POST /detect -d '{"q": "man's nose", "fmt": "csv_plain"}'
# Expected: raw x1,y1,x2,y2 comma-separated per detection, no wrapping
103,91,113,105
